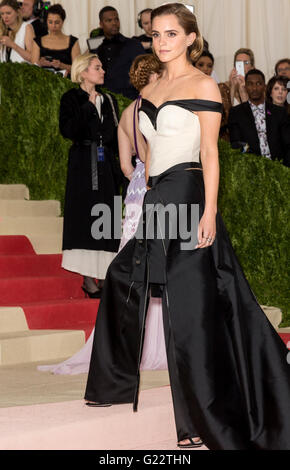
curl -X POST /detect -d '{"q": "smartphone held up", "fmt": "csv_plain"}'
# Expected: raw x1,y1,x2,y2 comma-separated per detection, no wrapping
235,60,245,77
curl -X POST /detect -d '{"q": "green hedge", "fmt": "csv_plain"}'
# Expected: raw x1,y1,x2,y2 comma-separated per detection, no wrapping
0,63,289,325
218,140,290,325
0,63,131,206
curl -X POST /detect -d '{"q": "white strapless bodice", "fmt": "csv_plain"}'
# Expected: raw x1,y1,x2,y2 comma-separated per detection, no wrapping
138,98,223,177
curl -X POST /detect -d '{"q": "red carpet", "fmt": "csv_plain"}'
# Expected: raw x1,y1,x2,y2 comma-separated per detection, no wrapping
279,334,290,348
0,235,289,346
0,236,98,340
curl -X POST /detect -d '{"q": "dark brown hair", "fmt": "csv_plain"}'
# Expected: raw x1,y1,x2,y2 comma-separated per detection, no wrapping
47,3,66,22
129,54,162,91
266,75,289,108
151,3,203,62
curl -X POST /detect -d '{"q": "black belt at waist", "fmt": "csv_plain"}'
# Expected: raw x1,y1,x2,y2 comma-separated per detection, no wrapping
74,140,95,146
148,162,202,188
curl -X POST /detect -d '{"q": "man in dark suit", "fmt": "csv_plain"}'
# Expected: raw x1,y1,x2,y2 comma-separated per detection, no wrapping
228,69,290,167
90,6,144,99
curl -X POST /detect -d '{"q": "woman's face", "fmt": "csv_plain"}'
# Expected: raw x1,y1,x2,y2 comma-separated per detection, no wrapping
276,62,290,79
47,14,63,34
0,5,18,28
195,56,213,76
151,14,195,63
82,58,105,86
271,82,288,106
141,11,152,36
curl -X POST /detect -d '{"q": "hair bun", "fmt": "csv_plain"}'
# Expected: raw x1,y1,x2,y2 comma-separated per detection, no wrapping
189,35,204,62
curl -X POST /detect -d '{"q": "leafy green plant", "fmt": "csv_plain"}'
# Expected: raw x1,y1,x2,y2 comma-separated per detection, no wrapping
218,139,290,325
0,63,289,324
0,63,131,207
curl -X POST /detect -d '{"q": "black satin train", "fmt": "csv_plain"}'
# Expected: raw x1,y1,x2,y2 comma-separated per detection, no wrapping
84,162,290,450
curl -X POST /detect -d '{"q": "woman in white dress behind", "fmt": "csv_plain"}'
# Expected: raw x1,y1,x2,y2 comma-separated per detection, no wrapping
0,0,34,63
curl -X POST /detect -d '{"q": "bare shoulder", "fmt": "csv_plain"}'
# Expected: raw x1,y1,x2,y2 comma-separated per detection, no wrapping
119,100,135,128
122,100,136,116
140,81,157,100
25,23,34,35
192,74,222,103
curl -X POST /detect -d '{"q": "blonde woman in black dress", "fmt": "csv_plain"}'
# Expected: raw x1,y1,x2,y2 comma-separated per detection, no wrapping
59,52,120,298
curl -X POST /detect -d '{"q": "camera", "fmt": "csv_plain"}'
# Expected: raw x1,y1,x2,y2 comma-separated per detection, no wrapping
34,1,51,19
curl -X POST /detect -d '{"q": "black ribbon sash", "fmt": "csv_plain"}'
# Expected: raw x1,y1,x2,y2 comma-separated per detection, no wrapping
75,140,99,190
90,141,99,191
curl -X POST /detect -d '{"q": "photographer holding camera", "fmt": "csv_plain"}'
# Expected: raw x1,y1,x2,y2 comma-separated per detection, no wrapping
21,0,48,38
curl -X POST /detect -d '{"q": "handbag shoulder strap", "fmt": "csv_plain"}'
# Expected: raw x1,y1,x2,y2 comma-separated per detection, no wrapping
133,95,143,159
105,93,119,127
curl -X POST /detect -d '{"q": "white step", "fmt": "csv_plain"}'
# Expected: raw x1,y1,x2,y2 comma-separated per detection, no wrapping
0,216,63,236
261,306,282,329
0,387,182,450
0,185,29,200
0,329,85,365
29,234,62,254
0,307,28,333
277,327,290,334
0,200,61,217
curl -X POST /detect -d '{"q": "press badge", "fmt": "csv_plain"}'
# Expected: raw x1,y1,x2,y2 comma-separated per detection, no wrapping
97,135,105,162
97,146,105,162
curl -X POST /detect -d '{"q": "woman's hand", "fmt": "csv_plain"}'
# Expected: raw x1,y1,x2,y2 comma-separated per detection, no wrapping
141,41,152,50
236,74,246,90
39,56,54,67
0,35,14,48
195,209,216,249
236,74,248,102
51,59,62,69
124,167,134,180
229,68,239,88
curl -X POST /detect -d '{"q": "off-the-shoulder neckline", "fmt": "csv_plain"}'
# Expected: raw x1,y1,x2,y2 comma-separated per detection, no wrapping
141,97,222,111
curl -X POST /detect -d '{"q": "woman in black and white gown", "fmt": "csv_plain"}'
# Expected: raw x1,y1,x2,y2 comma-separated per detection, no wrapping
84,3,290,450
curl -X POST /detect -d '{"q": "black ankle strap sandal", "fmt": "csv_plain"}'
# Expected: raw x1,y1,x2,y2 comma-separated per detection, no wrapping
177,437,203,448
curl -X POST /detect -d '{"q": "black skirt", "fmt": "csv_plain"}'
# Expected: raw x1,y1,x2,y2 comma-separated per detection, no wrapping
85,162,290,450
